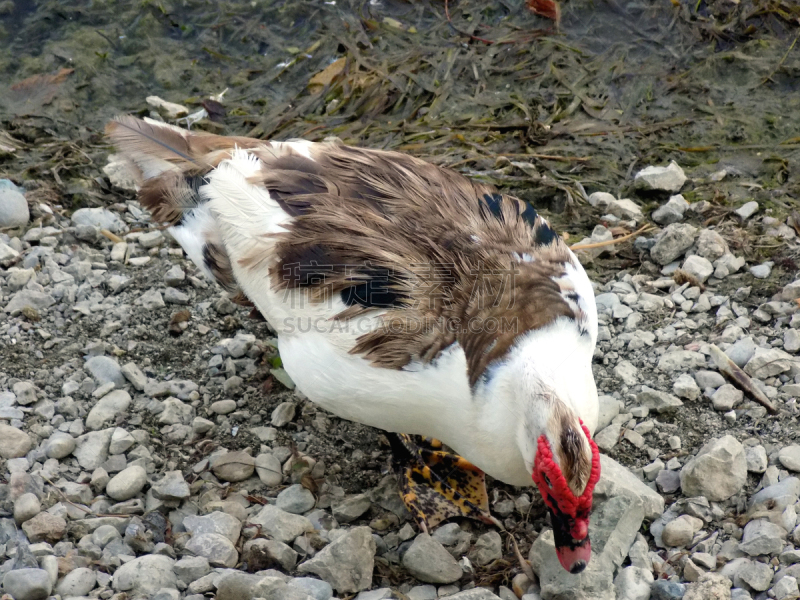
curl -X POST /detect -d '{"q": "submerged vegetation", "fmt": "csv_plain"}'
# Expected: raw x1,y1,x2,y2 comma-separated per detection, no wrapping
0,0,798,238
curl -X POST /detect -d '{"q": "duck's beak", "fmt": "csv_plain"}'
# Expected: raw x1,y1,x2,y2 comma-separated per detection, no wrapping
549,508,591,574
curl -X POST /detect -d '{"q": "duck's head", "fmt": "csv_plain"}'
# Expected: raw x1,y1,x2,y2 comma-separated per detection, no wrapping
531,419,600,574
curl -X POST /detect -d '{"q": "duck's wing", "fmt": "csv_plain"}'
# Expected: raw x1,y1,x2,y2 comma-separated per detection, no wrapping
107,117,592,385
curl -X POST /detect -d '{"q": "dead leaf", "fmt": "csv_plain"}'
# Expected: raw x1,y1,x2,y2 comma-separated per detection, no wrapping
526,0,561,22
308,58,346,92
6,68,74,116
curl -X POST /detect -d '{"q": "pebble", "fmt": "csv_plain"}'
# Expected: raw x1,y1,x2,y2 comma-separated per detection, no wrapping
112,554,177,596
185,532,239,567
749,262,772,279
86,389,131,429
680,435,747,501
297,526,376,593
211,450,255,482
106,465,148,500
3,568,53,600
634,161,687,192
272,401,297,426
402,533,463,584
55,567,97,597
13,492,41,524
652,194,689,225
735,201,759,220
779,446,800,472
0,423,32,458
277,484,317,514
256,453,284,486
0,186,30,227
210,399,237,414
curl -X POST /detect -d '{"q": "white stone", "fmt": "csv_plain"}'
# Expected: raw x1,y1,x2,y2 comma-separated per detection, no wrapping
634,161,687,192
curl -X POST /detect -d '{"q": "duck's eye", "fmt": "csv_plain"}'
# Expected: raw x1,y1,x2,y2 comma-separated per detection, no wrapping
543,474,552,488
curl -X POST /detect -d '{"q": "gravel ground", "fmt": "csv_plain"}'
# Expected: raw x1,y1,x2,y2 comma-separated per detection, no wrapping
1,153,800,600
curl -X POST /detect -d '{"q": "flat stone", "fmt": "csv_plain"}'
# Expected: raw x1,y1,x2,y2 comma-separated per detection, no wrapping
121,362,147,390
290,577,334,600
271,401,296,427
298,526,376,593
4,289,56,315
402,533,462,584
739,519,786,556
151,470,190,501
594,454,665,520
658,350,706,372
211,451,255,482
608,198,643,221
185,532,238,567
735,201,759,220
248,504,314,543
745,347,794,377
86,389,131,430
183,511,241,543
242,538,298,571
21,512,66,544
638,386,683,414
72,207,126,232
332,493,372,523
173,556,211,583
680,435,747,501
732,559,772,591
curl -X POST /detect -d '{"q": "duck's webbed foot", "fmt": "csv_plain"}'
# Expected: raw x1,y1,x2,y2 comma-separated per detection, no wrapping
386,433,501,533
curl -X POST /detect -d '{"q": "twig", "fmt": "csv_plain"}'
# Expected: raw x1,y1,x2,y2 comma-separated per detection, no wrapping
708,344,778,415
759,32,799,88
569,224,654,251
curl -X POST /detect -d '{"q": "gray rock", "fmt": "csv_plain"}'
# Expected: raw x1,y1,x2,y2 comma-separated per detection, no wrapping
745,347,794,377
745,445,768,473
277,484,317,514
656,470,681,494
634,161,686,192
55,567,96,597
711,384,743,411
214,572,265,600
290,577,334,600
211,450,255,482
242,538,298,571
402,533,462,584
0,424,32,458
185,532,238,567
138,288,165,310
608,198,643,221
20,512,65,545
673,373,700,400
248,504,314,543
594,454,665,519
0,188,29,227
735,201,759,220
106,465,148,501
256,453,283,486
597,396,621,431
3,568,53,600
529,529,614,600
650,223,697,265
695,229,728,261
685,573,732,599
183,511,241,543
45,431,76,459
680,435,747,501
121,362,147,391
164,287,189,304
173,556,210,583
733,559,772,592
613,361,639,386
12,381,36,405
109,427,136,454
662,515,701,548
85,355,125,387
682,255,714,283
4,289,56,315
151,470,190,501
614,566,653,600
739,519,785,556
638,386,683,414
470,531,502,566
210,399,237,415
13,493,41,525
139,230,164,248
779,446,800,472
750,478,800,512
650,579,686,600
658,350,706,372
785,329,800,353
72,207,126,232
272,401,296,427
332,493,372,523
164,265,186,286
298,526,376,593
774,576,799,600
442,591,502,600
726,337,757,368
750,263,771,279
86,389,131,430
112,554,176,596
694,370,726,389
652,194,689,225
158,397,195,424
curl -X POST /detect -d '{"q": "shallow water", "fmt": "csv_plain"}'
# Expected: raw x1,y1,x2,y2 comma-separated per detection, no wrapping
0,0,798,223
